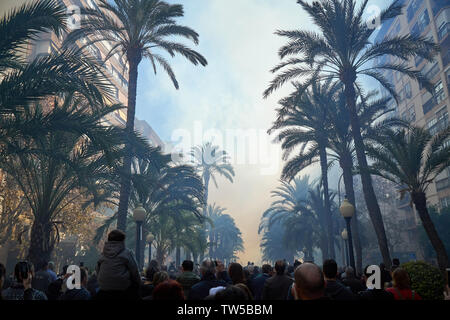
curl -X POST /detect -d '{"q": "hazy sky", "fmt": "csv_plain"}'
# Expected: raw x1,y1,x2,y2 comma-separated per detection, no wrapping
135,0,389,264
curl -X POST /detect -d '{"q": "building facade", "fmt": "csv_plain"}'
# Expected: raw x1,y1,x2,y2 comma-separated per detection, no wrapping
374,0,450,211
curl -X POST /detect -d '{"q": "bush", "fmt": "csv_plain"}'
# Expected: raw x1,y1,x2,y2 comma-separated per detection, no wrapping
401,261,445,300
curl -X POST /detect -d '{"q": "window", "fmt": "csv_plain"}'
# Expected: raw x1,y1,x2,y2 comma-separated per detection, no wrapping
411,9,430,36
407,0,421,23
423,91,436,114
440,197,450,210
427,107,449,135
438,22,449,41
434,81,446,104
404,82,412,99
436,177,450,191
415,55,424,67
426,63,440,80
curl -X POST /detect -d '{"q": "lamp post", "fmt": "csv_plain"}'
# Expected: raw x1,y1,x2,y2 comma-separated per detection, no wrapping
133,203,146,270
341,228,349,267
340,198,355,270
146,233,154,265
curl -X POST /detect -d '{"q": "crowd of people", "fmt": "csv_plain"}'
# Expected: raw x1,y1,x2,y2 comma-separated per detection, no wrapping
1,230,448,301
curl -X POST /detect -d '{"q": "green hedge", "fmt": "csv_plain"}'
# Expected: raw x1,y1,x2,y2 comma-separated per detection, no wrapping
401,261,445,300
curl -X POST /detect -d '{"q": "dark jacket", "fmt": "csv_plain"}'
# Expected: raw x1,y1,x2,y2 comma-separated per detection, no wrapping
32,269,53,294
176,271,201,298
1,282,47,300
342,278,366,295
60,287,91,300
325,280,355,300
96,241,140,292
250,273,271,300
188,273,227,300
358,289,395,301
262,274,293,300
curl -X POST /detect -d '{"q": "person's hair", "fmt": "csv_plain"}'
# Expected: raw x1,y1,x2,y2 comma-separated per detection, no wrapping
145,260,160,282
322,259,338,279
152,280,184,300
14,261,34,282
200,259,216,277
36,260,48,271
345,266,355,278
80,267,88,283
48,261,55,270
107,229,126,242
262,264,272,274
379,263,386,270
274,260,286,275
392,268,411,290
61,265,69,276
153,271,169,288
235,283,253,300
214,285,248,300
0,263,5,283
295,263,325,299
392,258,400,266
182,260,194,272
228,263,245,285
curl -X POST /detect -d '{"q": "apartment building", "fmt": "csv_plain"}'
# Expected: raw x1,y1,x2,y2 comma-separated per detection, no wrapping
374,0,450,211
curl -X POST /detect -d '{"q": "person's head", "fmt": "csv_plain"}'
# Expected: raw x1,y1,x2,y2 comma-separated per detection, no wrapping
153,271,169,288
107,229,126,242
61,265,69,277
182,260,194,272
80,267,89,287
322,259,338,280
392,268,411,290
37,260,48,271
294,263,325,300
48,261,55,271
287,265,295,275
228,262,245,285
235,283,253,300
200,259,216,278
0,263,5,288
392,258,400,267
214,285,248,300
14,261,34,282
379,263,386,271
262,264,272,275
345,266,355,279
145,260,160,282
152,280,184,300
274,260,287,276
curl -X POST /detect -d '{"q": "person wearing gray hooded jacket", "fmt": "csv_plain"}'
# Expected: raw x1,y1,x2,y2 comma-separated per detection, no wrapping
95,230,141,300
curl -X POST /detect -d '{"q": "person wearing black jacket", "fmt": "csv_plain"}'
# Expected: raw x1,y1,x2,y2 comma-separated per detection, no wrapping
358,265,394,301
0,263,5,300
262,260,293,300
188,260,227,300
250,264,272,300
60,267,91,300
323,259,355,300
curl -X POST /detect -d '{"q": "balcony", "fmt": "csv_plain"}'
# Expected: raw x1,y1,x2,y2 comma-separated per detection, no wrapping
438,22,450,42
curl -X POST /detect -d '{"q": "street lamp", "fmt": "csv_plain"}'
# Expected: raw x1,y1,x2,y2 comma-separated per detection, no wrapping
133,203,146,270
340,198,355,270
146,233,154,265
341,228,349,267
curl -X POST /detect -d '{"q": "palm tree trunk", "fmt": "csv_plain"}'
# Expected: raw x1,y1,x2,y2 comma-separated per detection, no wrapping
412,191,449,274
340,153,363,275
319,145,335,259
343,75,391,269
176,246,181,267
27,219,53,267
320,234,329,263
200,173,210,262
117,53,141,231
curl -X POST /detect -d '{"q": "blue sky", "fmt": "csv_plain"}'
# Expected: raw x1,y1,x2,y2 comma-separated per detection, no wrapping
134,0,392,264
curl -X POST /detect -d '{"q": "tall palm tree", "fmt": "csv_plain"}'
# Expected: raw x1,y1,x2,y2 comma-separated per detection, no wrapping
269,81,339,258
264,0,439,268
206,204,243,264
367,126,450,273
0,96,146,266
65,0,208,231
190,142,235,258
0,0,112,115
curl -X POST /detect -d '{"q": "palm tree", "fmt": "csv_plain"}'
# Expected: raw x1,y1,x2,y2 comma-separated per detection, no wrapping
367,126,450,273
327,89,405,274
264,0,439,268
269,81,339,258
65,0,208,231
206,204,243,264
190,142,235,258
0,96,147,266
0,0,112,115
